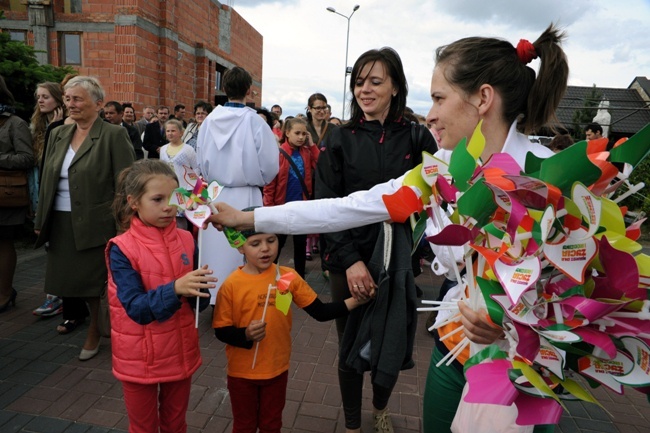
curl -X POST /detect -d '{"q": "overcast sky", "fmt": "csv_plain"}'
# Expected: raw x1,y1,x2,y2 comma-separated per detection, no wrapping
231,0,650,120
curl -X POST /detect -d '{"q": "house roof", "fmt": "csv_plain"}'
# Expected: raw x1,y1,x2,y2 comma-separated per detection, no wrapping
555,85,650,135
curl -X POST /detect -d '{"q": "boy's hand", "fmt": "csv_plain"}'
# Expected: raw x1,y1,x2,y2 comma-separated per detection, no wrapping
246,319,266,342
458,302,503,344
174,265,217,297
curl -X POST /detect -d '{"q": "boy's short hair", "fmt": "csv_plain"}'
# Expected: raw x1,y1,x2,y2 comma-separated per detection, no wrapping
239,206,268,239
222,67,252,100
585,122,603,134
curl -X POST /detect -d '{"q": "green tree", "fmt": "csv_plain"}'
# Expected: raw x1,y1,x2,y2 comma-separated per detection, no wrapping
0,32,76,120
571,85,602,141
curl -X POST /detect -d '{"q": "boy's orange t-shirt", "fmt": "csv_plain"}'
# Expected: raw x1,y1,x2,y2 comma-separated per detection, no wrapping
212,265,317,379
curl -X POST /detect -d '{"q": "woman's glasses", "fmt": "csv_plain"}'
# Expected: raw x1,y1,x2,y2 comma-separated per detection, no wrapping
311,106,328,111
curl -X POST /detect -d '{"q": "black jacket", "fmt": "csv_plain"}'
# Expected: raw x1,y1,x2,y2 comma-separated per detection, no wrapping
340,222,417,389
314,118,437,273
120,121,144,160
142,121,168,159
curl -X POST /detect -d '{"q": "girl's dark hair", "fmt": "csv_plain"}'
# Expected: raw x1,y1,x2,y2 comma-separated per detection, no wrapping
113,160,178,231
306,93,327,122
347,47,408,127
435,24,568,134
281,117,308,142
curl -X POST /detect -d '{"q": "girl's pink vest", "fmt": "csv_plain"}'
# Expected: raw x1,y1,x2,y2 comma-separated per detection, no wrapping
106,217,201,384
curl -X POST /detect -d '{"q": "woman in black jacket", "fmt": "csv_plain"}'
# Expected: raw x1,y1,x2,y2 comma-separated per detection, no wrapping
315,47,437,433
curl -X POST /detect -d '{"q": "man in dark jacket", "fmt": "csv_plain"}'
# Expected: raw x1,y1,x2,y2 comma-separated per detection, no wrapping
142,106,170,159
103,101,144,160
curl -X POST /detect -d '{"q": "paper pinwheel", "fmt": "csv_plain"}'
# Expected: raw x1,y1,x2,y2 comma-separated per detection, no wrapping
406,123,650,425
252,265,297,369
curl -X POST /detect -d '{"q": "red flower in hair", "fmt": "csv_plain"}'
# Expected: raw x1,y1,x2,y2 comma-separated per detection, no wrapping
516,39,538,64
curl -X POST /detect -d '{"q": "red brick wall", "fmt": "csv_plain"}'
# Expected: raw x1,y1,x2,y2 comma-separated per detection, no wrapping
3,0,263,113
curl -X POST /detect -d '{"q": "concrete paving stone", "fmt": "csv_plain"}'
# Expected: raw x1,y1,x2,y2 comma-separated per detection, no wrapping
399,392,421,417
84,426,124,433
187,384,208,411
574,417,621,432
0,409,18,425
605,412,648,427
86,370,117,384
77,408,125,429
193,387,228,414
322,385,342,407
282,399,300,427
20,359,61,376
61,422,91,433
286,385,306,403
288,378,310,392
22,416,72,433
37,364,75,387
0,412,34,433
40,392,86,419
299,401,340,420
557,415,580,433
0,358,27,380
293,361,316,381
202,415,231,433
564,400,591,419
71,378,113,396
91,396,126,415
0,383,31,409
185,411,211,429
303,381,327,403
310,371,339,386
6,396,52,415
23,385,67,402
6,369,48,387
293,414,338,432
50,367,91,391
0,340,26,356
60,393,101,420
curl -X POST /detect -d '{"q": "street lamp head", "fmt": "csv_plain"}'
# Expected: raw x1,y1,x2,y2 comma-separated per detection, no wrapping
326,7,336,13
353,5,360,11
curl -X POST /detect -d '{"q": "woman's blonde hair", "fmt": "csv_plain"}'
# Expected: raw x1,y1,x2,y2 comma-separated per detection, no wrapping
30,82,64,164
113,160,178,231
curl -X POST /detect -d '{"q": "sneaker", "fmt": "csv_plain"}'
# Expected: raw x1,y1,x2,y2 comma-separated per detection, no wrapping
373,409,394,433
33,295,63,317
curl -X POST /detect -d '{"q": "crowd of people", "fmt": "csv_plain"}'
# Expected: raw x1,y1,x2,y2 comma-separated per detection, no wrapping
0,22,628,433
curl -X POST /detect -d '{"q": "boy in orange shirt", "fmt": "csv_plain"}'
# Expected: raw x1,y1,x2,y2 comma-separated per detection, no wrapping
213,225,366,433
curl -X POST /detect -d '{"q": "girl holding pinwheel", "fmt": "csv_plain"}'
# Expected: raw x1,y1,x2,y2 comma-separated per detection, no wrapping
208,24,650,433
107,160,215,433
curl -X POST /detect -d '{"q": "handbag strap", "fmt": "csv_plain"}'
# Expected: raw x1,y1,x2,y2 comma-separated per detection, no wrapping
279,147,311,199
382,222,393,271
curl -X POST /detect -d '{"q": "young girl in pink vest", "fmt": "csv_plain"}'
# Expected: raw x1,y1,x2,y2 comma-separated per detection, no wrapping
106,159,216,433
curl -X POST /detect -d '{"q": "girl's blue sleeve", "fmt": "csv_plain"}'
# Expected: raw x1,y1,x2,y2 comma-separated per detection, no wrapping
109,244,182,324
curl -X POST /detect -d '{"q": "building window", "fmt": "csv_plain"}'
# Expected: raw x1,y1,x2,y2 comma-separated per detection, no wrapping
63,0,82,13
9,31,26,42
61,33,81,65
215,63,226,92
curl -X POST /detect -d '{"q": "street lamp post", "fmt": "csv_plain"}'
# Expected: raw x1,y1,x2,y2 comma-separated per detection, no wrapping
326,4,360,120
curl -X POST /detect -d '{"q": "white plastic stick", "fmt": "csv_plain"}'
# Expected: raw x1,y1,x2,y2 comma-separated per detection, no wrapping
252,283,273,369
436,336,469,367
418,304,458,311
446,339,471,366
195,228,203,328
433,312,461,330
439,324,465,342
431,205,463,284
421,299,460,305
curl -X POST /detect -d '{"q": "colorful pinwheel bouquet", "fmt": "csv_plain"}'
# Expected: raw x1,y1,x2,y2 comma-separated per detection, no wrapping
383,122,650,425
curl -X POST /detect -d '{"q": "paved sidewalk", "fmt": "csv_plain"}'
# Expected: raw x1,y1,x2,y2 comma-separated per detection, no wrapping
1,243,649,432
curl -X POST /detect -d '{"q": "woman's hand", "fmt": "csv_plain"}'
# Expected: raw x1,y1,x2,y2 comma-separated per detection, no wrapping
346,261,376,301
246,319,266,342
204,202,255,231
458,302,503,344
174,265,217,297
52,107,64,122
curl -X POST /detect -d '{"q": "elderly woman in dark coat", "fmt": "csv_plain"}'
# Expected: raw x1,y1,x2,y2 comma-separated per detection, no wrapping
34,76,135,360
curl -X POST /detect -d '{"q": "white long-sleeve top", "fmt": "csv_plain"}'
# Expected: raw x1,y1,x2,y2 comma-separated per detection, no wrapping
254,121,554,279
